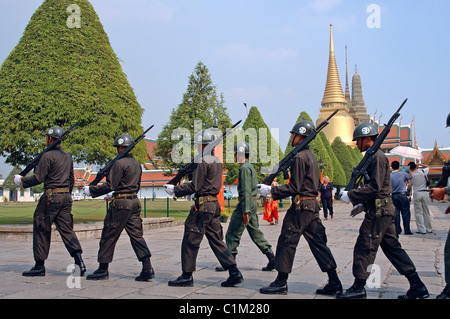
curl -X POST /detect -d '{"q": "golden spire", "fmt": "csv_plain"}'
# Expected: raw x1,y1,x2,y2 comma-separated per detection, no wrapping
345,45,351,104
316,25,355,146
321,24,347,106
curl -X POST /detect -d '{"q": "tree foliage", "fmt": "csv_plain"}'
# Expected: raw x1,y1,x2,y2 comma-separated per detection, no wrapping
331,136,355,185
156,61,232,173
232,106,283,183
0,0,146,166
319,131,346,186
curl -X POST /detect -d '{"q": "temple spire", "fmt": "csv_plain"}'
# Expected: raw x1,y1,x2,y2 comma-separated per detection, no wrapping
321,24,347,107
345,45,351,104
317,24,355,146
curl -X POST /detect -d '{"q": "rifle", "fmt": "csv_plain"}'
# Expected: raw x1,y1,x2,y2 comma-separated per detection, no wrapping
19,122,81,176
262,110,338,186
344,99,408,192
167,120,242,185
90,125,154,186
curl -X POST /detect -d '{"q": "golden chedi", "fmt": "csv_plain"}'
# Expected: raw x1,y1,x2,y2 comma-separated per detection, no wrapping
316,25,355,146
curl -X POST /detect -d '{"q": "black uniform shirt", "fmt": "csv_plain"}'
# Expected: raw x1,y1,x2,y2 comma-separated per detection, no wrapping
271,147,319,201
348,149,392,205
22,146,74,192
174,154,223,198
90,153,142,198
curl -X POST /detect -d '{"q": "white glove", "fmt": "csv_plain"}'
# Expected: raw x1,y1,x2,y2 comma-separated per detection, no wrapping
340,190,351,204
84,186,91,197
165,184,174,196
350,203,365,217
14,175,23,187
257,184,272,197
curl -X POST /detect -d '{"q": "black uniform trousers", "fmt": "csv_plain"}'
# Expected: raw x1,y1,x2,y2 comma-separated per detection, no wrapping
353,205,416,280
181,201,236,273
33,193,82,262
275,200,337,274
97,197,151,263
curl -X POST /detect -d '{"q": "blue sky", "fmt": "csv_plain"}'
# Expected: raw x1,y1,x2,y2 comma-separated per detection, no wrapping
1,0,449,176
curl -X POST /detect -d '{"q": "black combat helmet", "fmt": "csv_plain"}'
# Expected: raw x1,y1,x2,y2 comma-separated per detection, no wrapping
352,122,378,141
447,113,450,127
234,141,250,155
46,127,64,139
113,134,133,147
194,129,216,145
290,121,315,137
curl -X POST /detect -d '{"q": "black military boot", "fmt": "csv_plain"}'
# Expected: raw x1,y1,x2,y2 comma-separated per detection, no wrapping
316,270,343,295
86,263,109,280
168,272,194,287
221,266,244,287
215,253,236,272
135,258,155,282
336,279,366,299
22,261,45,277
260,272,288,295
74,253,86,276
262,252,275,271
436,284,450,299
398,272,429,299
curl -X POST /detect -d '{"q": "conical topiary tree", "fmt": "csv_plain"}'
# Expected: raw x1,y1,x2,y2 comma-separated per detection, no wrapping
237,106,283,182
319,131,346,187
0,0,146,166
284,111,333,183
331,136,355,184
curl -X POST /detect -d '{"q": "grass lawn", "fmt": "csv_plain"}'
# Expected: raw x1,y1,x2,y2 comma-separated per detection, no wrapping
0,198,245,224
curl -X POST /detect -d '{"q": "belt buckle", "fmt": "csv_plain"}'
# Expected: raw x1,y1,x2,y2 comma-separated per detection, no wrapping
198,197,204,206
294,195,301,208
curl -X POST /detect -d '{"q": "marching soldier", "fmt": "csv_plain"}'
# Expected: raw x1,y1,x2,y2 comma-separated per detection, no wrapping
216,142,275,272
165,129,243,287
339,123,429,299
14,127,85,277
258,121,342,295
84,134,154,282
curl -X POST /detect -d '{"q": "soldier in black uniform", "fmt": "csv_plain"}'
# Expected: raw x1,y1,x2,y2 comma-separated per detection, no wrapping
258,121,342,295
15,127,85,277
338,123,429,299
84,134,154,282
165,129,243,287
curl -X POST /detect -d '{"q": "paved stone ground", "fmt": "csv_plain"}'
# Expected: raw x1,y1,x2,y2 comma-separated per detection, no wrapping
0,201,448,301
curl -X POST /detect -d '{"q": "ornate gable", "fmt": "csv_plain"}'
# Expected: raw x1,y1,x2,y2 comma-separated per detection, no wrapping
425,141,447,166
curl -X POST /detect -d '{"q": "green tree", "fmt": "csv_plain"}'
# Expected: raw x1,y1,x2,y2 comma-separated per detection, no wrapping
319,131,346,187
0,0,146,166
232,106,283,183
156,61,232,173
331,137,355,184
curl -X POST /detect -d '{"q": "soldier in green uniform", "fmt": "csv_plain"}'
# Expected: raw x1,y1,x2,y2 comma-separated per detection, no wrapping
217,142,274,272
